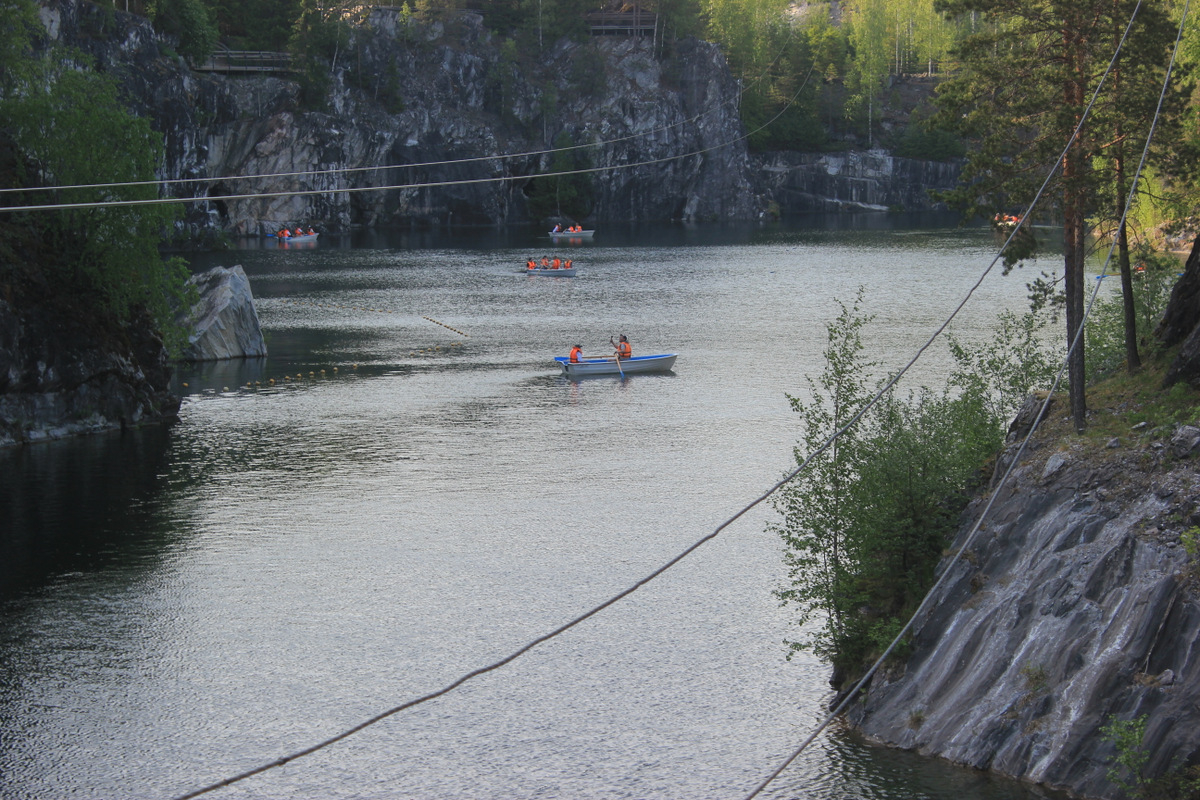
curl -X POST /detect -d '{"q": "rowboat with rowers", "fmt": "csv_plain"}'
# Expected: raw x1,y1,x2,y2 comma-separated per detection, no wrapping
554,353,677,377
549,229,594,240
278,233,319,244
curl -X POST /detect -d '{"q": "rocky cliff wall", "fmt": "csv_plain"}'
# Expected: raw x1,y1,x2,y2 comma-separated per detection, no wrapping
38,0,957,233
40,0,763,233
847,401,1200,798
754,150,961,213
0,298,178,447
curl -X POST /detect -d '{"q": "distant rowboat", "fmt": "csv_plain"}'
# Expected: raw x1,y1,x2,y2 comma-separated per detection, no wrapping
549,229,594,240
554,353,677,377
278,233,319,243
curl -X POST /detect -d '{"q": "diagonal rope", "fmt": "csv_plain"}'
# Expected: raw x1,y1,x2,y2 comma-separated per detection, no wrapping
741,0,1194,795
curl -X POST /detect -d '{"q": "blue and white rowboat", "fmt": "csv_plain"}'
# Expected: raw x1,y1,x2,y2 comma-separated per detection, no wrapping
554,353,677,377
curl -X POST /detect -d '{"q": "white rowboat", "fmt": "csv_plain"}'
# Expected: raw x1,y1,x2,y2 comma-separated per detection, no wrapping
548,229,594,240
554,353,677,377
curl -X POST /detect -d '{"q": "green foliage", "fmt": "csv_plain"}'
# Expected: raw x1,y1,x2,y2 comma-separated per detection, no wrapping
772,289,878,666
1102,715,1150,797
0,0,40,97
1182,526,1200,559
772,289,1006,679
568,42,607,97
893,118,964,162
524,131,594,221
149,0,219,62
1086,245,1180,382
947,307,1063,423
288,0,353,110
0,43,189,352
207,0,301,50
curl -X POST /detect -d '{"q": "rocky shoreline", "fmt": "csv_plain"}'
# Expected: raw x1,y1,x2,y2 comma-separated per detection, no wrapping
844,236,1200,798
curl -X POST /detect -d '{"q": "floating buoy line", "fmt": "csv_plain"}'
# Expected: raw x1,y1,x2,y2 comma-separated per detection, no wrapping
421,316,470,337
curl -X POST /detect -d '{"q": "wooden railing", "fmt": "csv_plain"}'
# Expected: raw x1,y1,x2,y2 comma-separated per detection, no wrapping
586,10,658,37
192,49,295,74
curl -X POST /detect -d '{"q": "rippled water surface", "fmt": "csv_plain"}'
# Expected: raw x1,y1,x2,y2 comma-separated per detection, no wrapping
0,219,1071,799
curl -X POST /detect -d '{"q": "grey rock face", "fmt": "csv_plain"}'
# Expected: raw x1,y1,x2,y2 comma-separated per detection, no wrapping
178,266,266,361
754,150,962,212
0,300,178,448
40,0,762,232
40,0,960,233
847,429,1200,798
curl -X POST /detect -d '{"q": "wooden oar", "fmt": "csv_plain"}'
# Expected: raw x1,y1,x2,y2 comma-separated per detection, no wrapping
610,337,625,377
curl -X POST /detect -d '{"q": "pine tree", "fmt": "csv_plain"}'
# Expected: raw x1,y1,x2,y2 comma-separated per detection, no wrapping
932,0,1177,431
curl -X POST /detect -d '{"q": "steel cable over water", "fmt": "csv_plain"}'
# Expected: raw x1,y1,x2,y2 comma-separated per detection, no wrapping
11,4,1177,795
0,22,803,198
0,62,815,215
745,0,1192,795
165,11,1152,796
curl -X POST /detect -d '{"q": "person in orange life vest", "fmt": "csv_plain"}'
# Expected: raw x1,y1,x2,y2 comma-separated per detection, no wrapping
553,223,562,232
307,227,316,235
551,257,562,269
541,256,550,267
279,228,290,237
527,258,536,269
569,344,583,363
564,259,572,269
611,334,631,360
294,228,303,236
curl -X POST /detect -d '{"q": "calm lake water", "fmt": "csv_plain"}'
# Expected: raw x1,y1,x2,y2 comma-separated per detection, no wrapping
0,216,1073,799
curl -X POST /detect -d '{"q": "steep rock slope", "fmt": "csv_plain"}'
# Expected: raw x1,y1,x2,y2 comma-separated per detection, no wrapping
847,401,1200,798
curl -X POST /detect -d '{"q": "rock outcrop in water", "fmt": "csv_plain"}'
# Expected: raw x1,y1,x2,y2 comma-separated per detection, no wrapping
177,266,266,362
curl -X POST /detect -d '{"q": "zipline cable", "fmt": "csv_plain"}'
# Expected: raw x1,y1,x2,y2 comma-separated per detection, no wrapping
742,1,1193,795
168,3,1158,790
0,62,816,215
0,21,804,197
166,61,822,800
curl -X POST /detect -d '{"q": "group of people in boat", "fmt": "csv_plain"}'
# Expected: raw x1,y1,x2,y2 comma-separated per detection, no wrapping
992,213,1022,228
527,256,573,270
569,334,631,363
551,224,585,233
277,226,316,238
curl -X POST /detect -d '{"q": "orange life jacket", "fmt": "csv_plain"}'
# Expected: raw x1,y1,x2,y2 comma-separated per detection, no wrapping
617,341,631,358
527,259,536,269
552,258,561,268
569,347,582,363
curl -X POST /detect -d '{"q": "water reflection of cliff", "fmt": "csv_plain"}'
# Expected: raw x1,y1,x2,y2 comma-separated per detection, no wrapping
0,427,177,598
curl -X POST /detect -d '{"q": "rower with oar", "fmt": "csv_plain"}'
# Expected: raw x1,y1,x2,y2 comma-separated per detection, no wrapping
609,334,631,377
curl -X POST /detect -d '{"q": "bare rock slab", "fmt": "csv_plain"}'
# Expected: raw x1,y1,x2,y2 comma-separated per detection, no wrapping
178,266,266,361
